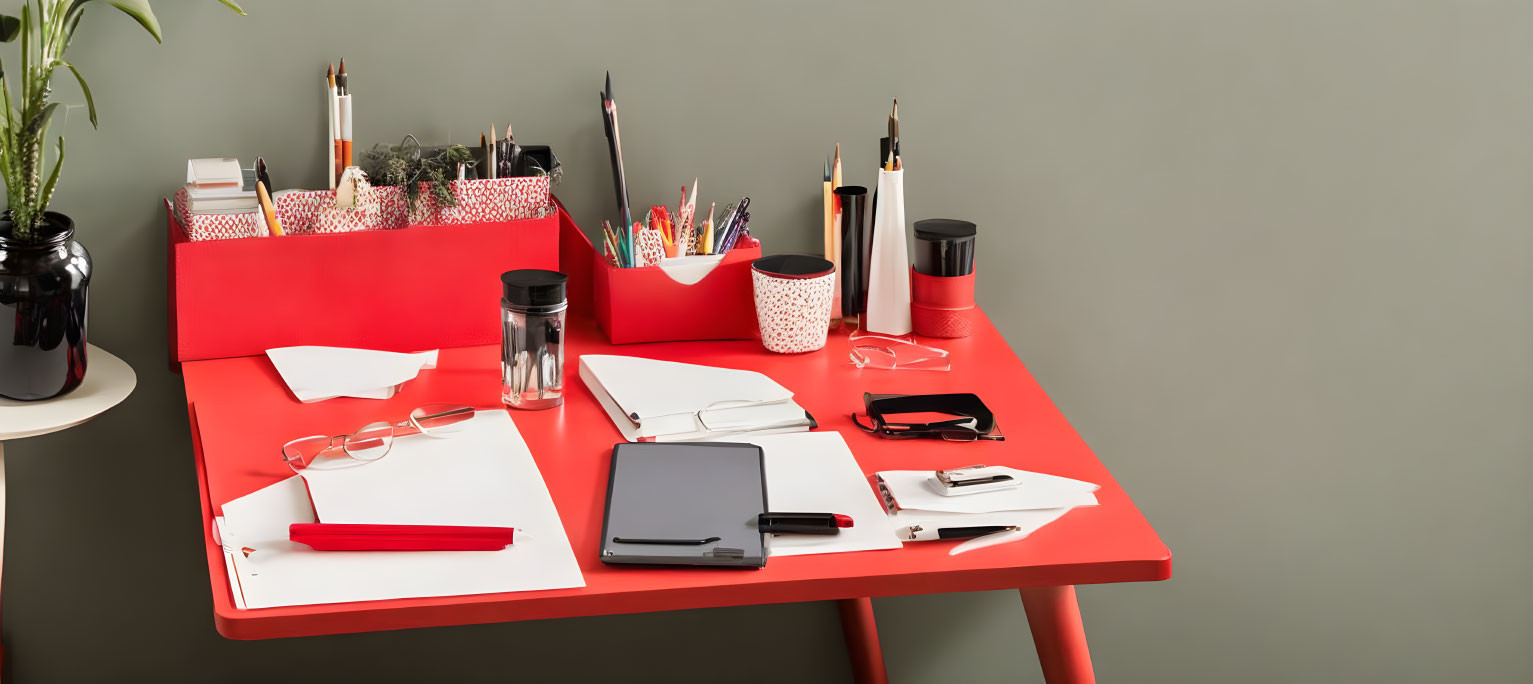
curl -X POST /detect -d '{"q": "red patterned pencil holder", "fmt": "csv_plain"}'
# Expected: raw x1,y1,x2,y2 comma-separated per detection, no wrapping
752,255,836,354
910,268,976,338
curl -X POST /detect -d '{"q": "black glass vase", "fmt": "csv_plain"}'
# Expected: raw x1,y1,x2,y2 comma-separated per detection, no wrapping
0,211,91,400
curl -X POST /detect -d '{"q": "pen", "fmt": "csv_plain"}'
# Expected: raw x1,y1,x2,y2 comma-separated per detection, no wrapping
897,525,1018,542
757,512,853,535
338,60,352,175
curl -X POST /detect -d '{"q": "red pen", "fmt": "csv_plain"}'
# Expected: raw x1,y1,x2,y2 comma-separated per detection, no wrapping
757,512,854,535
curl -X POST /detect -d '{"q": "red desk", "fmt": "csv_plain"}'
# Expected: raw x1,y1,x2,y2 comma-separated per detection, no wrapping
181,312,1170,684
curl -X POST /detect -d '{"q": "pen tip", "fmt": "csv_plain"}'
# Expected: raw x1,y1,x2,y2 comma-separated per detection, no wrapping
327,63,333,76
338,58,346,73
834,142,841,159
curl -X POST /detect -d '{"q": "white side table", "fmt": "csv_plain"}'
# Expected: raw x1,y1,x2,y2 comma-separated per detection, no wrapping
0,345,135,676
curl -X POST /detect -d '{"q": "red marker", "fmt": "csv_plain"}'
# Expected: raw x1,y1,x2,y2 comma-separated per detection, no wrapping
757,512,854,535
289,523,515,551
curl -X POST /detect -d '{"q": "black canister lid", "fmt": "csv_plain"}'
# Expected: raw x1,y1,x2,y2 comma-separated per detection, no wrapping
501,269,567,308
914,219,977,242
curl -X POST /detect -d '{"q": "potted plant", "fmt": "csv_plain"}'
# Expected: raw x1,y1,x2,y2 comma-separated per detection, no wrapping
0,0,242,400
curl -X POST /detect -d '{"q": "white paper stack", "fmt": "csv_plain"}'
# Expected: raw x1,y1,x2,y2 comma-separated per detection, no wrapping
215,411,584,609
877,467,1100,547
184,158,258,214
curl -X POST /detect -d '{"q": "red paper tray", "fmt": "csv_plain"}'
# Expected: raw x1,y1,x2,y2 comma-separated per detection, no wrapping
166,197,565,365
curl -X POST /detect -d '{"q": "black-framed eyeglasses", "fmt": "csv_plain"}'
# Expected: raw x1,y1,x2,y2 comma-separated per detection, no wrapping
851,392,1004,442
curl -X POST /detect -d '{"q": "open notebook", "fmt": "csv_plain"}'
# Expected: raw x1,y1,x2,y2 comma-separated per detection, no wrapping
579,355,816,442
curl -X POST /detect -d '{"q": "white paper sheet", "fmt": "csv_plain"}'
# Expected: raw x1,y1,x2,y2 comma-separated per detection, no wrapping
741,432,903,557
217,412,583,609
878,467,1099,514
266,346,438,403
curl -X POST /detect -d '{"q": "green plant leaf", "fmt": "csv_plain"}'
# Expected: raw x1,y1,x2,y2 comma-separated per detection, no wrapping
0,14,20,43
38,136,63,210
58,61,95,128
103,0,162,43
217,0,246,16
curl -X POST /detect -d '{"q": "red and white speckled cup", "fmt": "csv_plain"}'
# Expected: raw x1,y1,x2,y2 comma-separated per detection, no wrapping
752,255,836,354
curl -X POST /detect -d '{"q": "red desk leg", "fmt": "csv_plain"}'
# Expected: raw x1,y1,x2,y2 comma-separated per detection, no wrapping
837,598,889,684
1020,585,1095,684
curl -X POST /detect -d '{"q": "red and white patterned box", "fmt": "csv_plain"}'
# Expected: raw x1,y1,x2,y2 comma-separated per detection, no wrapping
174,176,551,241
173,187,266,241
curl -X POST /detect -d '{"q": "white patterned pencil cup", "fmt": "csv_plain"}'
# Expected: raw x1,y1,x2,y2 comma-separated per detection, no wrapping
752,255,836,354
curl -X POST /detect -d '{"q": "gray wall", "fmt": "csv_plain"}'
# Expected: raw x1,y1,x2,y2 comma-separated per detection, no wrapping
3,1,1529,682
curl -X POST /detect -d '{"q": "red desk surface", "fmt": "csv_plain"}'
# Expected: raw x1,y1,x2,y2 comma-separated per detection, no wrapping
182,311,1171,640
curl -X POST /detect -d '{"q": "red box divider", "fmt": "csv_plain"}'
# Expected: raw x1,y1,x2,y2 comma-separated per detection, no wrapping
167,197,564,365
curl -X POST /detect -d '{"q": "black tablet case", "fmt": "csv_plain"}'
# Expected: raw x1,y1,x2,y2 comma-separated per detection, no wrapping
599,442,768,568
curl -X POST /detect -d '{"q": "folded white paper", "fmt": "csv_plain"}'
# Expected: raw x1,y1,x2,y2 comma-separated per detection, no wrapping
266,346,438,403
217,412,584,609
745,433,903,557
657,254,726,285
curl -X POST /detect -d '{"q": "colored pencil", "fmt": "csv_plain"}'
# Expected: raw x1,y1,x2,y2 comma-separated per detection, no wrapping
326,64,337,190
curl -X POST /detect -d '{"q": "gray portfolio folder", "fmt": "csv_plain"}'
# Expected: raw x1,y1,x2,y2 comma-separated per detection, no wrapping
600,442,768,568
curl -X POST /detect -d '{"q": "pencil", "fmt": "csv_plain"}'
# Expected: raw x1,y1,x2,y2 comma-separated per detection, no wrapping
256,181,284,236
326,64,336,190
681,179,698,255
888,98,899,159
488,124,498,179
478,133,488,179
822,154,833,265
703,202,716,254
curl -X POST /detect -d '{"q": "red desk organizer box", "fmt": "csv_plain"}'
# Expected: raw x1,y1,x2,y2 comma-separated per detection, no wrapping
167,196,569,365
565,223,761,344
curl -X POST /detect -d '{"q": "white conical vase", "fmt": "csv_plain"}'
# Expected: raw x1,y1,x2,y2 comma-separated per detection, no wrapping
865,168,911,335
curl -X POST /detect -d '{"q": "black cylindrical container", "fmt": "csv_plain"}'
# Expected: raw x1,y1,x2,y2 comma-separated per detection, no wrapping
0,212,91,401
834,186,869,315
913,219,977,277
